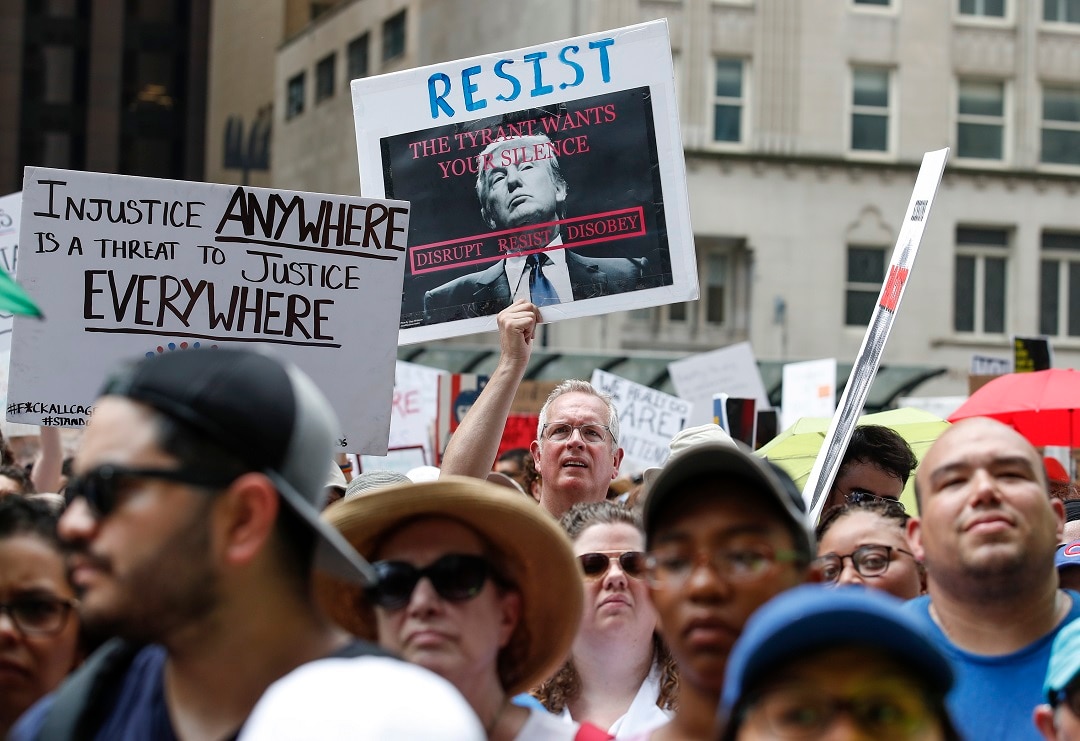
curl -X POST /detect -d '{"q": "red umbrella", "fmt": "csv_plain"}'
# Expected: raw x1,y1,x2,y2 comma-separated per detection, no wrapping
948,369,1080,448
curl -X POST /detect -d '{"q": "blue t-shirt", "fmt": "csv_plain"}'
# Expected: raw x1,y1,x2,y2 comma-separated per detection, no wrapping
905,590,1080,741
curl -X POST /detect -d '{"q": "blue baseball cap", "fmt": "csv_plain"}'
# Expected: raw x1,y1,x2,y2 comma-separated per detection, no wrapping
719,585,955,735
1044,617,1080,702
1056,541,1080,572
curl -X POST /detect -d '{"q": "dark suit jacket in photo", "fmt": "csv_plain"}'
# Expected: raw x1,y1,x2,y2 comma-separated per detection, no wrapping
422,250,661,325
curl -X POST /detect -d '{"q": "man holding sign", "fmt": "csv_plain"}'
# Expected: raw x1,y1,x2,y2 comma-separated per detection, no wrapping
440,300,623,517
422,135,657,324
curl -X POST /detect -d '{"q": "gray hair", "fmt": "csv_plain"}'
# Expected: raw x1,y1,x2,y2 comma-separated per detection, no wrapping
537,380,620,448
474,134,568,223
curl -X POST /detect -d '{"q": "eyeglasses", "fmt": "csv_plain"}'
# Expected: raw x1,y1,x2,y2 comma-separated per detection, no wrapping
814,544,915,583
744,682,938,740
64,464,239,519
645,545,804,590
541,422,615,445
366,554,499,611
845,489,906,511
0,596,78,635
578,551,647,580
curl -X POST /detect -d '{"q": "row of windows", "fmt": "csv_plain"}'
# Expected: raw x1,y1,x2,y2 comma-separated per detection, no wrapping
285,10,406,121
709,60,1080,166
844,229,1080,338
853,0,1080,22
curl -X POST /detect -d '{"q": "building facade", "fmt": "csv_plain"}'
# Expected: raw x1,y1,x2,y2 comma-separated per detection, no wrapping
218,0,1080,398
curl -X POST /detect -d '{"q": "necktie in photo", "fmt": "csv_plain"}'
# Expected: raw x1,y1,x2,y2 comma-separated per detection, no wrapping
527,253,561,306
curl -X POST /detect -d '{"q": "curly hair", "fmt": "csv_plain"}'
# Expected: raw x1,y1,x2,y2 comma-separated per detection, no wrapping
815,497,910,543
532,501,679,713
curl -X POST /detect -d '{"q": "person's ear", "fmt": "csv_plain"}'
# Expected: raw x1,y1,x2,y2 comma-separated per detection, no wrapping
1033,703,1059,741
1051,496,1066,544
214,473,280,569
497,589,522,649
610,447,624,480
907,515,926,561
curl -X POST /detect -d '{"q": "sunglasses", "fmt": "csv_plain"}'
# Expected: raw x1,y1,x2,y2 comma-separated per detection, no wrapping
366,554,498,611
64,464,239,519
845,489,906,511
577,551,647,580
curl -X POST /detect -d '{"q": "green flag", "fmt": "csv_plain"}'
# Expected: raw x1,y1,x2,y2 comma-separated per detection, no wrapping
0,267,42,317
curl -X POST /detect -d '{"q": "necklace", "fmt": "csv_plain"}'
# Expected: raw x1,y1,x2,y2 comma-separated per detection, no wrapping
485,697,509,738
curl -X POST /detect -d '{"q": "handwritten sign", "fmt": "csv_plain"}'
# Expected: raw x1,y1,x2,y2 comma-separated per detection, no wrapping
780,358,837,430
668,342,771,428
0,192,20,354
591,368,691,474
352,20,697,343
9,168,410,454
388,360,444,463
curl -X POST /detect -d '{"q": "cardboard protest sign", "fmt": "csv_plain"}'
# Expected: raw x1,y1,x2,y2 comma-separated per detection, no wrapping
668,342,770,427
10,168,410,453
591,368,691,474
780,358,837,430
351,20,697,343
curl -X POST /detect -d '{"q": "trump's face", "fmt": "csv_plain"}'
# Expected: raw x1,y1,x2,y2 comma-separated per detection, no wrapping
479,146,566,230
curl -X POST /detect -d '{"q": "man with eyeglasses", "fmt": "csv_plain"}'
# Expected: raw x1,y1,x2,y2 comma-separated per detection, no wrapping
1036,618,1080,740
638,440,816,740
12,349,480,740
906,417,1080,741
441,300,624,518
818,424,918,518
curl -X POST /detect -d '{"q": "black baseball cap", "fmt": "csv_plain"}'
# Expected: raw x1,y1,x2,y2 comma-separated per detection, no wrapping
99,348,375,585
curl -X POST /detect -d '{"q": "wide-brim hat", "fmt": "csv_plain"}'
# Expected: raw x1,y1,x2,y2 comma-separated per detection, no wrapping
315,476,582,694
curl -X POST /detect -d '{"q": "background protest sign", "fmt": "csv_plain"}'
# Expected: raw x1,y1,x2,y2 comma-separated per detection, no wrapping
0,192,21,354
351,20,697,343
780,358,837,430
10,168,410,454
668,342,770,427
591,368,691,474
386,360,445,464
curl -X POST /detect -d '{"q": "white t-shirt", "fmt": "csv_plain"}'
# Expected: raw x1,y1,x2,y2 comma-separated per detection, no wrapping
239,657,485,740
517,706,581,740
560,661,673,738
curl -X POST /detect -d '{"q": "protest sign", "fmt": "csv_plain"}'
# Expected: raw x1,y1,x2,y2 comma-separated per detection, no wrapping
0,193,21,353
667,342,770,427
1013,335,1052,373
351,20,697,343
780,358,837,430
591,368,691,474
388,360,445,464
435,373,488,463
10,168,410,453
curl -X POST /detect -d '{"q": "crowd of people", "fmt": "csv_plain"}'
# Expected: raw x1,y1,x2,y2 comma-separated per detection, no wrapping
2,298,1080,740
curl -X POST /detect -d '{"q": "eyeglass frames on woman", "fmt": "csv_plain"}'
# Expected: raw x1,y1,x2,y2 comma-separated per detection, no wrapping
63,464,239,519
814,544,915,584
645,545,804,589
577,551,647,580
366,554,500,611
0,595,78,635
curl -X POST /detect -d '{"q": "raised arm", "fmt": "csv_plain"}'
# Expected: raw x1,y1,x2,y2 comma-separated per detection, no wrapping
31,425,64,494
439,300,540,480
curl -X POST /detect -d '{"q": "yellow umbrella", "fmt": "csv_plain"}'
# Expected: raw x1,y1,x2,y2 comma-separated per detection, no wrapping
755,408,951,514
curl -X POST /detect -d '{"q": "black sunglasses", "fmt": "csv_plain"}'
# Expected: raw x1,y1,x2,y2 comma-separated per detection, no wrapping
64,464,238,519
845,489,906,511
366,554,497,611
578,551,647,580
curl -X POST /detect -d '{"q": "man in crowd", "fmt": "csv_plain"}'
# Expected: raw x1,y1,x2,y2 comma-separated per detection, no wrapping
12,349,476,739
494,447,531,490
907,417,1080,741
440,300,623,518
642,441,816,739
1035,618,1080,741
818,424,918,517
423,134,656,323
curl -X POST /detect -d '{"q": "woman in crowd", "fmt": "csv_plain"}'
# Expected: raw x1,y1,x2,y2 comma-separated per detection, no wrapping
0,496,81,737
534,502,676,737
815,497,924,600
317,476,600,740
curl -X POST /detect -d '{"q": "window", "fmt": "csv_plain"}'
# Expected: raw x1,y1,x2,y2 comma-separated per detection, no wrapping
855,0,891,5
851,67,890,152
315,53,335,104
954,227,1008,334
845,246,887,326
712,59,744,143
1041,85,1080,166
347,33,370,80
1044,0,1080,21
1039,232,1080,336
960,0,1006,16
666,251,730,325
958,80,1005,160
382,10,406,61
286,72,305,119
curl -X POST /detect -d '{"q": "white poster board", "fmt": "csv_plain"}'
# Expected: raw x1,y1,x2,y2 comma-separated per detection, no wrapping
668,342,770,427
10,168,410,454
591,368,691,474
387,360,445,463
352,20,697,343
780,358,837,430
0,192,21,354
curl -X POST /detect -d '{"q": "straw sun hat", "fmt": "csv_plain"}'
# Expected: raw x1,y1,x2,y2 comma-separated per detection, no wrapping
316,476,583,695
